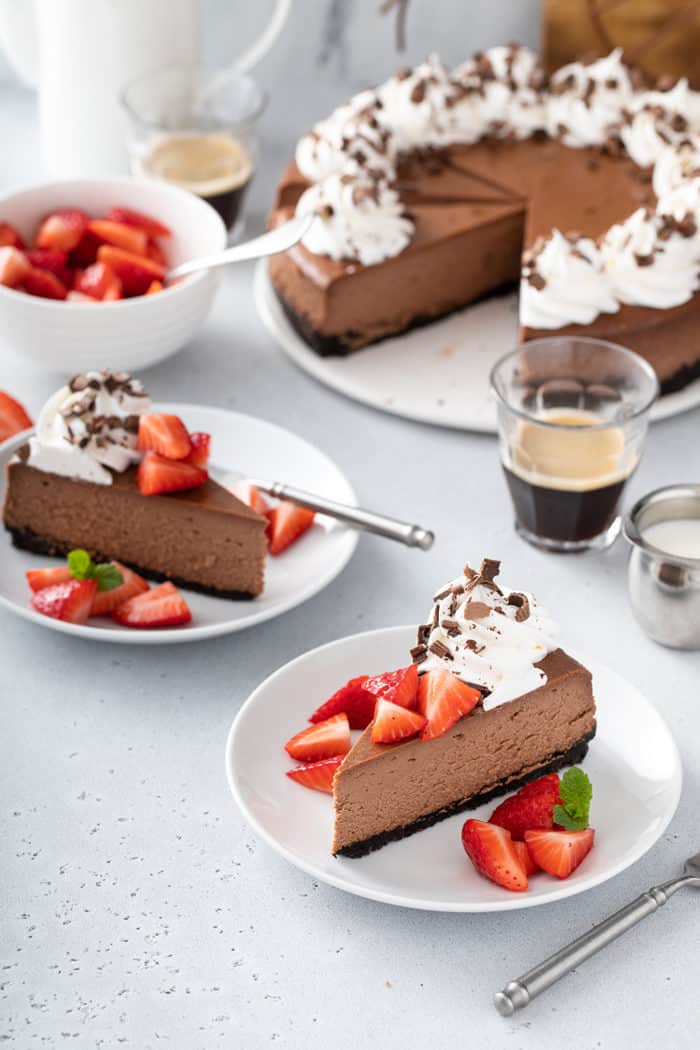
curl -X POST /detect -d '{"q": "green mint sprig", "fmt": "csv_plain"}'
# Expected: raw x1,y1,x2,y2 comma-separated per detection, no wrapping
67,549,123,592
553,767,593,831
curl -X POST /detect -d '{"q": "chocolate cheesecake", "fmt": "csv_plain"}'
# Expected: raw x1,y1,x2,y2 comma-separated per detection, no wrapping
269,48,700,393
332,559,596,858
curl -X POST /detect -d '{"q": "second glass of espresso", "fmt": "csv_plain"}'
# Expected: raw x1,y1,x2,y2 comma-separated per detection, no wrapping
122,65,267,239
490,338,659,553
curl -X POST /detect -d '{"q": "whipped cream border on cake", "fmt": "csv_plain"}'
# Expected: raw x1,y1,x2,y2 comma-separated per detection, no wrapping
410,558,559,711
292,44,700,324
26,370,151,485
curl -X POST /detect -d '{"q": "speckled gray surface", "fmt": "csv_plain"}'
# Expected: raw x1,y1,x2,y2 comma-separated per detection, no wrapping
1,7,700,1046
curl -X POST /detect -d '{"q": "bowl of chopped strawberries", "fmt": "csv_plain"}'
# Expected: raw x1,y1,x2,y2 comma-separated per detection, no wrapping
0,176,226,372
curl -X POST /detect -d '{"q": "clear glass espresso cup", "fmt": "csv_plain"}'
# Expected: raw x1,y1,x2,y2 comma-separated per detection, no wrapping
490,337,659,553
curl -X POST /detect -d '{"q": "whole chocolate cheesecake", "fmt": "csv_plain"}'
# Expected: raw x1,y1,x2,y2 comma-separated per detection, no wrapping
269,47,700,394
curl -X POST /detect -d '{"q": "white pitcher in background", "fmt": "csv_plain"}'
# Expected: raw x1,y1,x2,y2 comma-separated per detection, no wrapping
0,0,290,176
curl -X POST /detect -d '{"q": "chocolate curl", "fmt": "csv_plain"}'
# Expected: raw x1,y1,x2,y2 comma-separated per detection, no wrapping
479,558,501,582
507,592,531,622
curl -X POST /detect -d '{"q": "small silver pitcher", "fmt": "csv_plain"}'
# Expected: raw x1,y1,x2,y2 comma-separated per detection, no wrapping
623,484,700,650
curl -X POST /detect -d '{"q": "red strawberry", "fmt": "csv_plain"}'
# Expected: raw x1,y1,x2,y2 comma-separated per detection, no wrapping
31,578,97,625
88,218,147,256
97,244,164,296
26,566,72,592
25,249,71,287
267,501,315,555
138,413,191,460
113,581,191,628
417,668,481,740
513,839,539,877
0,390,33,442
364,664,418,710
0,222,25,249
102,283,122,301
0,246,31,288
185,432,210,470
91,562,149,616
518,773,562,800
489,776,563,841
461,819,528,892
309,675,376,730
36,208,89,252
371,698,426,744
146,279,163,295
146,240,167,267
106,206,172,239
22,267,67,300
69,228,101,267
137,452,207,496
286,755,344,794
230,481,270,516
74,261,122,301
285,712,351,763
524,828,595,879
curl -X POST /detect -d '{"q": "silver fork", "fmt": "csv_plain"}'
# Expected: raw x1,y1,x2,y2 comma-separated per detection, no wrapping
495,850,700,1016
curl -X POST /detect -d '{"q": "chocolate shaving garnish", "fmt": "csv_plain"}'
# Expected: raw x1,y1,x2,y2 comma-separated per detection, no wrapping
317,203,334,220
464,639,485,654
463,600,491,620
410,644,427,663
430,604,440,628
410,81,426,104
463,565,477,580
432,586,452,602
634,252,654,267
428,640,453,660
507,592,530,621
526,271,546,291
479,558,500,583
442,619,461,637
69,375,89,392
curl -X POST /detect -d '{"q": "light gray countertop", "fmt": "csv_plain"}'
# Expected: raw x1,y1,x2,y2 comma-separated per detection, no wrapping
1,43,700,1047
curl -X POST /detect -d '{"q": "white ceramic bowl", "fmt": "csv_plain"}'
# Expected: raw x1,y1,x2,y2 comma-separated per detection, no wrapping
0,176,227,374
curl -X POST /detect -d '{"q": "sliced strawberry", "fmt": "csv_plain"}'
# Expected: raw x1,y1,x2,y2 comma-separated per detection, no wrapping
490,776,563,841
91,562,149,616
524,828,595,879
309,675,376,730
0,222,25,249
146,240,167,267
138,413,191,460
230,481,270,516
88,218,148,256
22,267,67,300
0,390,33,442
25,249,71,287
137,452,207,496
146,279,163,295
185,432,210,470
371,698,426,744
67,290,98,303
286,755,344,794
113,581,191,628
513,838,539,877
74,261,122,301
69,229,101,268
266,501,315,555
518,773,562,800
31,578,97,625
102,283,122,301
36,208,89,252
97,244,165,296
461,819,528,892
106,206,172,239
285,712,351,763
417,668,481,740
0,246,31,288
364,664,418,710
26,565,72,592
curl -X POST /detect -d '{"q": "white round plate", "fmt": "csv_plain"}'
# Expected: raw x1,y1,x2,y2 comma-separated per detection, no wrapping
0,403,357,644
255,260,700,433
227,624,682,912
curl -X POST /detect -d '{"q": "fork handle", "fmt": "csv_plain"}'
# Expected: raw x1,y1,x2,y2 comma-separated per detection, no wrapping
494,876,692,1016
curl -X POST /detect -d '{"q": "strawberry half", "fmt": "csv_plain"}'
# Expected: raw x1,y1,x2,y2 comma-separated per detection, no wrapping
36,208,89,252
230,481,270,516
513,839,539,877
364,664,418,710
417,668,481,740
524,828,595,879
146,279,163,295
106,206,172,239
0,246,31,288
461,819,528,892
0,390,33,442
25,249,71,287
91,562,149,616
0,222,25,249
88,219,148,257
31,578,97,625
371,698,426,744
267,501,315,555
309,675,376,730
113,581,191,628
186,432,210,470
285,712,351,763
26,565,72,592
69,229,101,268
489,774,563,841
146,240,167,267
138,413,192,460
97,244,165,296
22,267,67,300
286,755,344,794
73,261,122,301
137,452,207,496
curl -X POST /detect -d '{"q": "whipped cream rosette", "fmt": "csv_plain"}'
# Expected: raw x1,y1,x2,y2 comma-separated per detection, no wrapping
601,207,700,309
520,230,619,329
545,49,635,148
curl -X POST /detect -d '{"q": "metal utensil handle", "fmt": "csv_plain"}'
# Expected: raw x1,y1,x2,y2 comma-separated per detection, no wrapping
257,480,434,550
168,213,315,280
495,877,690,1016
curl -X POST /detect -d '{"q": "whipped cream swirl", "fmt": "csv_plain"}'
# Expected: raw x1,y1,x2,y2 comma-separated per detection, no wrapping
546,48,634,148
621,79,700,168
295,89,395,182
27,370,150,485
653,135,700,197
520,230,619,328
296,173,414,267
376,54,464,151
412,559,559,710
601,206,700,308
454,45,547,140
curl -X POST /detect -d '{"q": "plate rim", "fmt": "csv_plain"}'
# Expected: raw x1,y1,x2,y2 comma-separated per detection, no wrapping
0,402,358,644
254,259,700,434
226,623,683,912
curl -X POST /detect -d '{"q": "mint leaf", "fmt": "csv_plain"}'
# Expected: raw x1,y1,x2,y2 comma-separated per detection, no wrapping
553,767,592,831
93,563,124,592
67,549,92,580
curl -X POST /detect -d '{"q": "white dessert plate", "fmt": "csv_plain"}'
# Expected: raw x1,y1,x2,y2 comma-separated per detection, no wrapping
0,403,358,644
255,260,700,433
227,624,682,912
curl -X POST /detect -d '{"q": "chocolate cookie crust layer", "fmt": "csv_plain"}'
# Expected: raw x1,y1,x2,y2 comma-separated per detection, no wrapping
334,727,595,858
